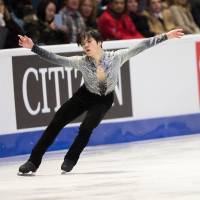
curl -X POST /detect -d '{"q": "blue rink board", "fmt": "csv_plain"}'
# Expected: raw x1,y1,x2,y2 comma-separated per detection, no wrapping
1,113,200,158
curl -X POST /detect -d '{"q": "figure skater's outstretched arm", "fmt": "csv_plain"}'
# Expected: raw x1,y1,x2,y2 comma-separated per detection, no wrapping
18,35,83,69
115,29,184,66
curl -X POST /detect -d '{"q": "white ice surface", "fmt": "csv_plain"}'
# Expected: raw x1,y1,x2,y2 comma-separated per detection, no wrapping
0,134,200,200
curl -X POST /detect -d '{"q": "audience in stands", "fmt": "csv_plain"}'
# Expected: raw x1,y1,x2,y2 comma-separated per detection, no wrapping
190,0,200,28
170,0,200,34
143,0,176,35
0,0,8,27
10,0,33,33
126,0,155,37
1,0,200,49
79,0,97,29
0,0,25,49
59,0,86,43
25,0,67,45
98,0,144,40
0,0,8,48
162,0,174,8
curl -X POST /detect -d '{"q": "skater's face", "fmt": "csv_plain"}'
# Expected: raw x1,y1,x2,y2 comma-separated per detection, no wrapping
81,36,102,57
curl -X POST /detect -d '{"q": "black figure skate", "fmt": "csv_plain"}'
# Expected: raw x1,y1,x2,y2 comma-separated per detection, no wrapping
18,161,37,176
61,159,76,173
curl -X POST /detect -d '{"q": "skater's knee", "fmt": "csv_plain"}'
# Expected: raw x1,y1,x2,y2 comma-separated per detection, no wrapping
53,112,63,122
51,113,66,126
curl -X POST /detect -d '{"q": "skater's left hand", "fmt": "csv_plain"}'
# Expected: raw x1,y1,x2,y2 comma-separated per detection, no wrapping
166,29,184,39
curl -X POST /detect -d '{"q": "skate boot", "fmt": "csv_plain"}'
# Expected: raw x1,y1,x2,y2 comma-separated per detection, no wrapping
18,161,37,175
61,159,76,173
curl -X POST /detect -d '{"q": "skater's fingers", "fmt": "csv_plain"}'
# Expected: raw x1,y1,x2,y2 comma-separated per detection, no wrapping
18,35,28,43
18,35,24,40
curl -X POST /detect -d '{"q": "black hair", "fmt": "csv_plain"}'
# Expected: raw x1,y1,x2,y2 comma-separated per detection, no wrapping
37,0,56,22
77,29,103,46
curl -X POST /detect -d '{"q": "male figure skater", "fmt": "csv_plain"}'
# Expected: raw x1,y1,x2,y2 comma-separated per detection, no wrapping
18,28,184,174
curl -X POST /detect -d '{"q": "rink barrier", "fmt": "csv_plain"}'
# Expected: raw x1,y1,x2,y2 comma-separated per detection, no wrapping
1,113,200,157
1,35,200,157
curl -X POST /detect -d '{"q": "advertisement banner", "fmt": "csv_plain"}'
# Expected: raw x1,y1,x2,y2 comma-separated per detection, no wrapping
12,51,132,129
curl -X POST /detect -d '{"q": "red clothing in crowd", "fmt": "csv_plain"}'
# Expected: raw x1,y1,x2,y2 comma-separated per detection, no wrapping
98,10,144,40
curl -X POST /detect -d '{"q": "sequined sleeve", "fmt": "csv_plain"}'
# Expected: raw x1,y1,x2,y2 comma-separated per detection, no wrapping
31,45,83,69
115,33,168,66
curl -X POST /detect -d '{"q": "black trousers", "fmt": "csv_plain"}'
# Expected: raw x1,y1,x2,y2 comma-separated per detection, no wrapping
29,85,114,168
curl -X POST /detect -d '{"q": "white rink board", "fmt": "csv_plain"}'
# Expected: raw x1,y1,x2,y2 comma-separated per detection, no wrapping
0,35,200,134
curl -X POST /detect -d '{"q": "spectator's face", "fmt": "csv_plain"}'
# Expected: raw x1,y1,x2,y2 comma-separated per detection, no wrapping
150,0,162,13
45,2,56,22
80,0,93,18
126,0,138,13
110,0,125,14
81,36,102,57
67,0,80,10
0,1,5,14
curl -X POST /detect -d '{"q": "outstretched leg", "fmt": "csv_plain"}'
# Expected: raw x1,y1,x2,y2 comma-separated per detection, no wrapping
19,95,86,173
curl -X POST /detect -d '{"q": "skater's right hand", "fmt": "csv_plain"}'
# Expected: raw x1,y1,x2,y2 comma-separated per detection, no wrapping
166,29,184,39
18,35,34,49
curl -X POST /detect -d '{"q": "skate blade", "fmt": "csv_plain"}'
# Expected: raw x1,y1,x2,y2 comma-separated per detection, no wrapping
17,172,36,176
61,170,71,175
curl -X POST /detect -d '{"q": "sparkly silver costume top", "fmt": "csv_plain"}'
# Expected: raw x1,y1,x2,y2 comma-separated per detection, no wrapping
32,34,168,95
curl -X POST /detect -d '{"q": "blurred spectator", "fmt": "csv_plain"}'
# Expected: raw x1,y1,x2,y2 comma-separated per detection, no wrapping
31,0,64,10
59,0,86,43
162,0,174,8
96,0,108,16
23,4,38,25
0,0,9,48
31,0,40,9
10,0,32,33
0,0,24,48
2,0,10,7
138,0,146,11
79,0,97,29
138,0,174,10
170,0,200,34
0,0,8,26
97,0,144,40
143,0,176,34
126,0,155,37
25,0,67,45
190,0,200,28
